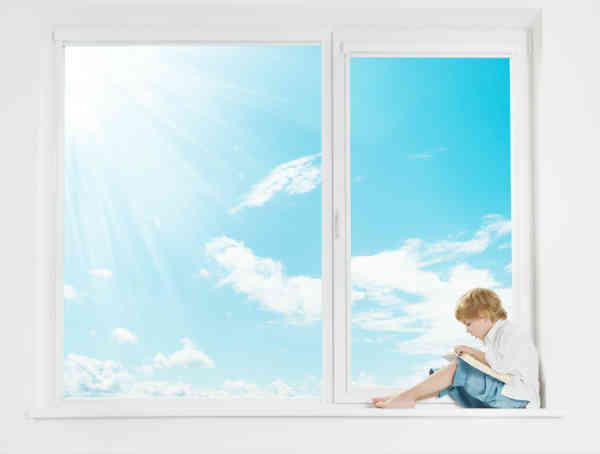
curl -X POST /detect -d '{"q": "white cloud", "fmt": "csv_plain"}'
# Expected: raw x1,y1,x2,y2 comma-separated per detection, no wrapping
88,268,113,279
267,379,295,398
498,241,511,249
447,231,466,240
64,354,135,397
408,153,433,159
352,288,367,303
350,216,511,305
351,238,443,297
152,337,215,369
352,311,425,333
351,371,379,388
117,377,312,399
406,146,447,161
65,355,204,398
205,236,321,324
356,336,386,344
206,215,511,337
89,329,97,337
111,328,138,345
223,379,260,395
128,381,195,397
223,379,304,398
350,215,513,357
420,214,511,266
65,354,206,398
229,153,321,214
64,353,319,399
505,263,513,273
351,286,407,307
204,215,511,366
137,364,154,376
64,284,78,300
197,269,209,278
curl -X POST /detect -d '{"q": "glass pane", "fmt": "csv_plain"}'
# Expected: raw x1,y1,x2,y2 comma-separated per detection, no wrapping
350,58,512,389
63,45,322,399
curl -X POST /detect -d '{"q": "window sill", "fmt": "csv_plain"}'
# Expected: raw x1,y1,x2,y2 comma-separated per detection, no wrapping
27,404,565,419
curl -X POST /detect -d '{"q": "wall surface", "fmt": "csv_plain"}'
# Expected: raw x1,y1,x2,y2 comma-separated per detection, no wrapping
1,1,599,453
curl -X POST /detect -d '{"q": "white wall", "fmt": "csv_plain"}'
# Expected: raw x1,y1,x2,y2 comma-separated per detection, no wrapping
2,1,599,453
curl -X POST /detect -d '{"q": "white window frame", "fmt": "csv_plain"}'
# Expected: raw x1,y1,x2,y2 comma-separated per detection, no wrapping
29,25,560,419
332,28,535,404
36,25,334,415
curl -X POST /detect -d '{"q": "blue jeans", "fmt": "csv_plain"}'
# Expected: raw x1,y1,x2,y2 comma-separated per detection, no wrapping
430,357,529,408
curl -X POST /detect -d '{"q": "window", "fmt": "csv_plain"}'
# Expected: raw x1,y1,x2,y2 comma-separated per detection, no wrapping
62,43,324,402
33,26,537,416
332,29,534,404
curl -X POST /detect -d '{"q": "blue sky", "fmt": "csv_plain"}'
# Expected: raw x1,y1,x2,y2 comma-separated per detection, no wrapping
349,57,511,388
63,46,511,398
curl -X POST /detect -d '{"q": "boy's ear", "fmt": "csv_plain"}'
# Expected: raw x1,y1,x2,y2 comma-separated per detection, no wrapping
479,310,491,321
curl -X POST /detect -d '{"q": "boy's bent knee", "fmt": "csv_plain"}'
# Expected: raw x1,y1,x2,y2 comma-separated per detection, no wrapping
446,359,459,384
444,359,458,376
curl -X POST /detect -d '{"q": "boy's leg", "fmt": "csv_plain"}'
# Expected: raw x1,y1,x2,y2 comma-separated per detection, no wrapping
375,360,458,408
372,391,439,405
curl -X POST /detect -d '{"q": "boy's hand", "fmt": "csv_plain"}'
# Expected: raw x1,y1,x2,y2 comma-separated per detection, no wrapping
454,345,473,356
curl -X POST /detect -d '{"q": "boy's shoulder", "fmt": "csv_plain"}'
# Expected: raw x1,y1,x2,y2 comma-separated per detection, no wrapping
498,319,533,343
493,319,519,338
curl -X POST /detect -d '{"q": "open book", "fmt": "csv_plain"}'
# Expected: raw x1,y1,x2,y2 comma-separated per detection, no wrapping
443,352,512,384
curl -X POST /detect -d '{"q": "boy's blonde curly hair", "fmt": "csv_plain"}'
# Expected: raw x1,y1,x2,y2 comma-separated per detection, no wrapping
455,288,507,323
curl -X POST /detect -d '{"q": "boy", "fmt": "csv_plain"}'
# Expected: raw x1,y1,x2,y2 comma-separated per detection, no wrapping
371,288,540,409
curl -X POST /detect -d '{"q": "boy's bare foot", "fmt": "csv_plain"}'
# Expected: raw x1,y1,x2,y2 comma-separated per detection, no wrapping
375,395,416,409
371,396,390,404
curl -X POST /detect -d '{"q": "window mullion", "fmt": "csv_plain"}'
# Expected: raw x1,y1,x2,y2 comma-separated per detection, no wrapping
332,34,349,402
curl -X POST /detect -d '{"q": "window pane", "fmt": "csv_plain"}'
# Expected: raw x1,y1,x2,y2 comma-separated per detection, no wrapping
350,58,512,389
63,45,322,399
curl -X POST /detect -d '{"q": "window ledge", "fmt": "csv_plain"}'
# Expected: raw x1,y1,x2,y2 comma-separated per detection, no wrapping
27,405,565,419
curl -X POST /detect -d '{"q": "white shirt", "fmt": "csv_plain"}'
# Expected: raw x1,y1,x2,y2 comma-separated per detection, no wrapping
483,319,540,409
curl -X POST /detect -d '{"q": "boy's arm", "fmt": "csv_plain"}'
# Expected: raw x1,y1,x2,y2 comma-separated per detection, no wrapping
464,347,491,367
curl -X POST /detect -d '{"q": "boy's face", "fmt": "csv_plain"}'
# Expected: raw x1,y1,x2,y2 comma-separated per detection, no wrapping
464,314,493,341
